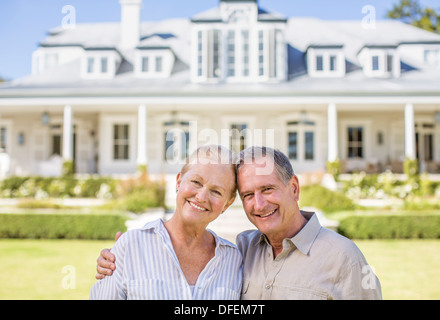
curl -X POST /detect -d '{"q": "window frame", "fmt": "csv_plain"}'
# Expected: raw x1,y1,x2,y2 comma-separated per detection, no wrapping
307,47,346,78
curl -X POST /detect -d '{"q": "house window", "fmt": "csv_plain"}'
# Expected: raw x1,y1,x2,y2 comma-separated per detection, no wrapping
101,57,108,73
316,55,324,71
305,132,315,160
308,49,345,77
386,54,393,72
85,55,113,76
347,127,363,158
424,49,439,66
164,121,190,162
372,56,379,71
330,55,337,71
287,121,315,161
142,57,149,72
113,124,129,160
0,127,7,151
230,123,247,153
197,31,203,77
258,30,264,77
242,30,250,77
363,49,399,77
52,135,61,156
288,132,298,160
155,56,163,73
211,30,221,78
45,53,59,70
87,57,94,73
227,30,236,77
195,29,221,80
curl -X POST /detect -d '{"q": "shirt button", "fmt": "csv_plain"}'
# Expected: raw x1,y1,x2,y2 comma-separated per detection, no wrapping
265,284,271,289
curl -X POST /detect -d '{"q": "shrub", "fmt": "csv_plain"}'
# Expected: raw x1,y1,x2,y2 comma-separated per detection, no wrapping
120,186,165,213
0,176,116,199
403,158,419,178
326,159,341,179
338,215,440,239
0,213,127,240
299,184,355,213
117,172,166,213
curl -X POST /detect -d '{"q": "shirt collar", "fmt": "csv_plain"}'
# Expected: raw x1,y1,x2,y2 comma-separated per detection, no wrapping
141,218,237,249
258,210,322,255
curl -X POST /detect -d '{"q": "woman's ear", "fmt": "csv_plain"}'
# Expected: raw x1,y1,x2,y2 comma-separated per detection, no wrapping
222,194,236,213
175,172,182,192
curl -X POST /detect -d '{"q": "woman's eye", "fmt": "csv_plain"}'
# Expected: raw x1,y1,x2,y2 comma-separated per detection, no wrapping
212,190,222,196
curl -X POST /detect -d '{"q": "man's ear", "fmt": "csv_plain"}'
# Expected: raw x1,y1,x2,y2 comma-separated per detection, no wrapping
289,175,300,201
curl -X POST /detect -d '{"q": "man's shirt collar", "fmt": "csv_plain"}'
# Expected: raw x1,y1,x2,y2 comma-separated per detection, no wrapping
258,210,322,255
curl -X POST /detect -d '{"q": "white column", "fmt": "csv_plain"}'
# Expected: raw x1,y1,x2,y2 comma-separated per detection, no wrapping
327,103,338,162
137,104,148,167
404,103,416,160
62,105,73,161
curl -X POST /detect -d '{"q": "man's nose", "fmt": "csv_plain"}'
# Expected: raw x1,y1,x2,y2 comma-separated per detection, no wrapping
254,192,267,211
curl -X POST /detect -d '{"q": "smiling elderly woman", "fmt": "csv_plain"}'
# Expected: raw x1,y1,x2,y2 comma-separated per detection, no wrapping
90,145,242,300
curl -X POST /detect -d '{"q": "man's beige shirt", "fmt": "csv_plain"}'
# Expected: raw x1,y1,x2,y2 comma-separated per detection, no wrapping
236,211,382,300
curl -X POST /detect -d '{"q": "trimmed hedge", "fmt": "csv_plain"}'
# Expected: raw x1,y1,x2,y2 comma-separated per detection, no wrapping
0,213,127,240
338,215,440,239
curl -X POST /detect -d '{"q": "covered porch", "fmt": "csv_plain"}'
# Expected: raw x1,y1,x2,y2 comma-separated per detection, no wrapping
0,95,439,178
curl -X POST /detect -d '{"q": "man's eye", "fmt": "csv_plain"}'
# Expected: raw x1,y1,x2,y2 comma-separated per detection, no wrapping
191,180,202,186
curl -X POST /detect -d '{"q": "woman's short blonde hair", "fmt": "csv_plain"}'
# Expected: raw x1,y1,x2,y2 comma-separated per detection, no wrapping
181,144,237,199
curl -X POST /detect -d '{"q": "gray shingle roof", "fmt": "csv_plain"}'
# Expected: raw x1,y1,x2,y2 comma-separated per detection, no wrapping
2,10,440,96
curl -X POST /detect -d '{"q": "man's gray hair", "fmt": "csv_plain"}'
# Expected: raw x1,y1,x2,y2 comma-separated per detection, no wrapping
236,146,295,185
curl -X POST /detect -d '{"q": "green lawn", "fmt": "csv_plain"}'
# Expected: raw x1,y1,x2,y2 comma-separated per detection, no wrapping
1,239,439,300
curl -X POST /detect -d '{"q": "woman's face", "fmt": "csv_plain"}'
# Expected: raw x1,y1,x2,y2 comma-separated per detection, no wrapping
175,162,236,227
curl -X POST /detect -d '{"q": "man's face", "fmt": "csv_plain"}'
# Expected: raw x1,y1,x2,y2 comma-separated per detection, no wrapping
237,158,300,239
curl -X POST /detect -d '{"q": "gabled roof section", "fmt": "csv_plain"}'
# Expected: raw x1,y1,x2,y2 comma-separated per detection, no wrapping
191,7,286,23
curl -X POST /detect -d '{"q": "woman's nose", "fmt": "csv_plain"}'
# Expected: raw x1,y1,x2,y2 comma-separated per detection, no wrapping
195,187,208,203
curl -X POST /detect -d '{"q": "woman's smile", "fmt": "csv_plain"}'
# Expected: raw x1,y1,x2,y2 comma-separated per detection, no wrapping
187,200,208,212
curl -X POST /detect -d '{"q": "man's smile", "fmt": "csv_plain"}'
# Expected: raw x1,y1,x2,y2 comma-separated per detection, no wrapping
255,208,277,218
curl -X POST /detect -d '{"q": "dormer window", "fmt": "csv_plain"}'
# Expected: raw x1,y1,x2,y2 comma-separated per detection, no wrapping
358,46,400,78
135,48,175,78
82,49,120,79
191,0,286,84
307,46,345,77
424,48,440,67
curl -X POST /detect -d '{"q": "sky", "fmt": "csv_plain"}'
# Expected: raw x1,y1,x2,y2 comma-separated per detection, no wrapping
0,0,439,81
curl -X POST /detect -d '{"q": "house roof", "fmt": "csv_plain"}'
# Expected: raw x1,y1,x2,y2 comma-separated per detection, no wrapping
191,6,287,23
2,9,440,98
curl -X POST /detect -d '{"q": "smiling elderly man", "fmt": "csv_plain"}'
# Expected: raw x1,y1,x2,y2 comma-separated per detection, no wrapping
96,146,381,300
235,147,381,300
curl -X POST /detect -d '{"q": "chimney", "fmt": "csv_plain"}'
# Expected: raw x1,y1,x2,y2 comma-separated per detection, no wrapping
119,0,142,50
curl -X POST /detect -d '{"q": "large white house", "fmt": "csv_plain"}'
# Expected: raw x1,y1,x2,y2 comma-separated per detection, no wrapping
0,0,440,181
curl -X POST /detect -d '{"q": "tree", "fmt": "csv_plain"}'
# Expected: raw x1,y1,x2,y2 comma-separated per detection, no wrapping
387,0,440,33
